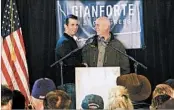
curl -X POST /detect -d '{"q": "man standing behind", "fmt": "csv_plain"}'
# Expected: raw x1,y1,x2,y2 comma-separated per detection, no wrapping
55,14,82,84
82,16,130,74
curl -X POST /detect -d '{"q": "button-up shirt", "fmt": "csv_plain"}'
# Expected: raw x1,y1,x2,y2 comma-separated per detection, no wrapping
97,35,111,67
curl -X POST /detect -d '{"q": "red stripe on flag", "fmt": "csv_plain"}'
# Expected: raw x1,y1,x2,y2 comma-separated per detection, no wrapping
1,58,14,90
10,33,29,84
3,38,17,76
17,29,26,54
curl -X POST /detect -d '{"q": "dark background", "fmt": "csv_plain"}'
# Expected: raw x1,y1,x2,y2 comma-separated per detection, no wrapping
2,0,174,103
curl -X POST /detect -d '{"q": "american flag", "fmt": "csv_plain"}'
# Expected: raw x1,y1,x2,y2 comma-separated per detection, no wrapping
1,0,30,104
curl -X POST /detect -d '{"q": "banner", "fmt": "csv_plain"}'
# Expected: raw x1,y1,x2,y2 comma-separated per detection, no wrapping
56,0,144,49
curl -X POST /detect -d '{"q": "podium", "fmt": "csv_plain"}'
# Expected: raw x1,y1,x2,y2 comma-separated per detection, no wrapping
75,67,120,109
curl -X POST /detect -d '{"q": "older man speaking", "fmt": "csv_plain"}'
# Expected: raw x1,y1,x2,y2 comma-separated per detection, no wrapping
82,16,130,74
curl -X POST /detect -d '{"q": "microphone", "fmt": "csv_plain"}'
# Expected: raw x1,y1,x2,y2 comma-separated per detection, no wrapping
76,37,94,50
85,37,94,45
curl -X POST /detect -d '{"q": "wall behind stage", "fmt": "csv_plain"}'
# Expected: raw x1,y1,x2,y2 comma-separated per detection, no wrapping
1,0,174,99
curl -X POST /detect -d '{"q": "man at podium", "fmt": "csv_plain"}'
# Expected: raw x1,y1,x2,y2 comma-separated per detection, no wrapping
82,16,130,74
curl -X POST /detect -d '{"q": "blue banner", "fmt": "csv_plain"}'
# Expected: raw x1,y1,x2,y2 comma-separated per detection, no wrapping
56,0,144,49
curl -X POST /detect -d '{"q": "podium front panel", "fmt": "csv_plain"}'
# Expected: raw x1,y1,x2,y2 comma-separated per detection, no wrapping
75,67,120,109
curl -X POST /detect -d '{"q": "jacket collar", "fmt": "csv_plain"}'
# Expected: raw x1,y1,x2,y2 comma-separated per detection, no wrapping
63,33,75,41
91,32,115,47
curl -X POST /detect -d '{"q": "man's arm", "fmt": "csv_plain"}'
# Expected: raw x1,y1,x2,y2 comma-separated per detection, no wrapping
56,41,81,65
82,45,89,65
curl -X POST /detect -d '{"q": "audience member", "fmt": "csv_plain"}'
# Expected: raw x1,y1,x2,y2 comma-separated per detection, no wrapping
30,78,56,110
81,94,104,109
43,90,71,109
108,85,133,110
164,79,174,89
57,83,76,109
152,84,174,98
117,73,151,109
12,90,25,109
1,85,13,110
150,83,174,109
150,94,171,109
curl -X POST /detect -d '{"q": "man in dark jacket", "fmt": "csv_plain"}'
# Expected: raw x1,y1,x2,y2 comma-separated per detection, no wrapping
82,17,130,74
55,14,82,84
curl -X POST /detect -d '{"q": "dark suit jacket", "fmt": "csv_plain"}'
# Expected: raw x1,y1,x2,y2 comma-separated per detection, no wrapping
55,33,82,84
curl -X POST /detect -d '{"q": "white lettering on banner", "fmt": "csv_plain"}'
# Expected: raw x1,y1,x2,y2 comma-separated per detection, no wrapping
72,4,135,18
129,4,134,16
99,5,105,16
91,18,131,27
106,5,112,16
84,6,90,17
92,6,98,17
111,18,131,25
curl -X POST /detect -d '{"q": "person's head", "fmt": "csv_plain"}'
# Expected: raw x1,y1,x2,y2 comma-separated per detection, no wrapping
64,14,79,36
108,86,133,110
150,94,171,109
164,79,174,90
43,90,71,109
31,78,56,110
81,94,104,109
30,97,43,110
152,84,174,99
12,90,25,109
1,85,13,110
57,83,76,109
117,73,152,102
150,84,174,110
95,16,111,40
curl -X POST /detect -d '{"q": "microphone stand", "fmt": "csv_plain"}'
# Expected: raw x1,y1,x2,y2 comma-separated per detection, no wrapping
50,39,92,86
50,47,82,86
103,41,147,73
